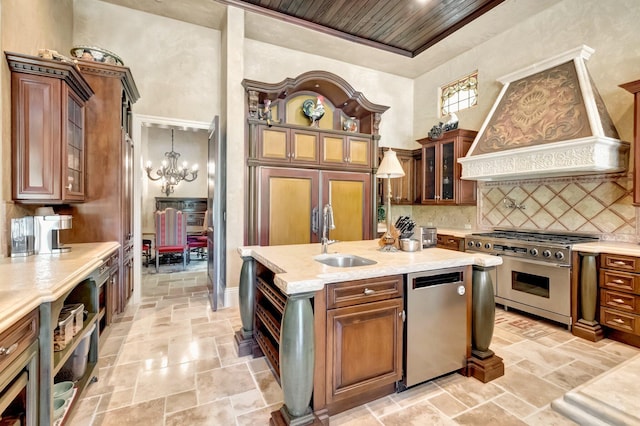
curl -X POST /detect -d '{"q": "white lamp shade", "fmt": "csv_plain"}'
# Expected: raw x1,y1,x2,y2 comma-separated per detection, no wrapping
376,149,405,178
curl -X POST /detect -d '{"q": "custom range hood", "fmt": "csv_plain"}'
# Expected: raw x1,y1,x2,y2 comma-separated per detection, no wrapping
458,45,629,181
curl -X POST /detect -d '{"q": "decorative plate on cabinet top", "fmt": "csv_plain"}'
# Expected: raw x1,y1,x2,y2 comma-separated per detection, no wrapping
70,45,124,66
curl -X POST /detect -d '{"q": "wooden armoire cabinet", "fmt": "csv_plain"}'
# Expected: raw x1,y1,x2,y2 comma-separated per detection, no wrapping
417,129,477,205
60,60,139,314
243,71,389,246
6,52,94,203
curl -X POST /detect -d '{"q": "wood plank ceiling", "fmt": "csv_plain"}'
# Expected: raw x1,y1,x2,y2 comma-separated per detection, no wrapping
218,0,507,57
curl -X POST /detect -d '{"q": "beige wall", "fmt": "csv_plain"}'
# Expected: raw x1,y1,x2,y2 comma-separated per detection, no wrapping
73,0,221,120
412,0,640,237
244,39,416,150
0,0,74,257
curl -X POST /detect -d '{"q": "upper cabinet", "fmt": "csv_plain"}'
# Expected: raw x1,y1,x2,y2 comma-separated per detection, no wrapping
417,129,477,205
7,52,93,203
258,125,319,165
620,79,640,206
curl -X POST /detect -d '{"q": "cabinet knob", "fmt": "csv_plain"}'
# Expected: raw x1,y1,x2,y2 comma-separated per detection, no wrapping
613,261,627,266
0,343,18,356
611,279,625,285
363,288,375,295
612,298,625,304
612,318,625,324
66,184,72,190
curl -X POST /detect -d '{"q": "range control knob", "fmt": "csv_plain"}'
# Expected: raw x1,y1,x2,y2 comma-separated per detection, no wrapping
475,242,482,248
484,243,492,249
530,248,538,256
543,250,552,258
555,251,565,260
467,240,475,247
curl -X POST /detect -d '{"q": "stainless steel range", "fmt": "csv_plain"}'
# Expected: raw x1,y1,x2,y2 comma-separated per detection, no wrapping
465,230,599,326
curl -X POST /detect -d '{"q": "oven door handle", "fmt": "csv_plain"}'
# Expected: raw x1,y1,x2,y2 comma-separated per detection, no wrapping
498,255,571,269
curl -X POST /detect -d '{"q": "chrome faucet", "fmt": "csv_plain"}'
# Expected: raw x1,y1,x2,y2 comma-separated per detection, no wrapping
321,204,337,254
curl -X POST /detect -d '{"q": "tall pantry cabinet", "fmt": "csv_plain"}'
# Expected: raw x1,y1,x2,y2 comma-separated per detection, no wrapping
61,60,140,314
242,71,389,246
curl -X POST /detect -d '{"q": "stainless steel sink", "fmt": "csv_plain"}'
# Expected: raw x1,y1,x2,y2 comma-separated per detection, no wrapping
314,254,377,268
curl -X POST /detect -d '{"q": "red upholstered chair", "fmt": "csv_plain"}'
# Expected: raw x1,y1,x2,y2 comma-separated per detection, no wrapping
154,208,188,272
187,210,208,259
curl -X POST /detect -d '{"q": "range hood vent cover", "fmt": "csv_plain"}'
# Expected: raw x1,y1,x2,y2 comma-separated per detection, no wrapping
459,45,629,181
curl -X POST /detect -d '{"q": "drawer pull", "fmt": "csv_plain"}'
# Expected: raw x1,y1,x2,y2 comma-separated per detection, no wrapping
612,298,626,304
363,288,375,295
611,279,626,285
0,343,18,356
613,261,628,266
612,318,625,324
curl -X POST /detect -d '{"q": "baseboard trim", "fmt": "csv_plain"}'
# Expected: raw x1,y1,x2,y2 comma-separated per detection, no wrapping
225,286,239,307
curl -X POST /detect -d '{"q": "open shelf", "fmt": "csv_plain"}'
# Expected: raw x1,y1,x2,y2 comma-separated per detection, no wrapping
52,313,97,376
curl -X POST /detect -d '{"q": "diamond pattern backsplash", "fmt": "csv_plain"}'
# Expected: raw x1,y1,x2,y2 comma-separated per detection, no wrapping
479,174,636,242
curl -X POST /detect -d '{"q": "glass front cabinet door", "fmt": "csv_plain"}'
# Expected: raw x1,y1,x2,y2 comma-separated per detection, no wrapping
418,129,477,206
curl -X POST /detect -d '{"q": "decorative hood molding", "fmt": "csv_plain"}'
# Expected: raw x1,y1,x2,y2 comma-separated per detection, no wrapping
458,45,629,181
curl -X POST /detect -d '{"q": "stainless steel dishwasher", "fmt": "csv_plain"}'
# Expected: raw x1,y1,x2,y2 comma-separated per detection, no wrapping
402,266,469,389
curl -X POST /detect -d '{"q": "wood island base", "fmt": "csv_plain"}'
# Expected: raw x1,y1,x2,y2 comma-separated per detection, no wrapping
270,408,324,426
571,321,604,342
466,354,504,383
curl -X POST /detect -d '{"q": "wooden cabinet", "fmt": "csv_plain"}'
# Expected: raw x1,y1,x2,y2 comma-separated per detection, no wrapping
599,253,640,345
417,129,477,205
244,72,389,247
258,168,371,246
60,60,139,314
7,52,93,203
437,234,464,251
378,148,420,205
620,79,640,205
324,275,404,414
258,125,319,164
321,134,371,168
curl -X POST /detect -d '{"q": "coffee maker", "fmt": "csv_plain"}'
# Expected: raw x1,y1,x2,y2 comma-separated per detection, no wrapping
34,214,73,254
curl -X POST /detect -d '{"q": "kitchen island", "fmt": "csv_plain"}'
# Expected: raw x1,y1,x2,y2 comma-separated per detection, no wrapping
236,240,502,425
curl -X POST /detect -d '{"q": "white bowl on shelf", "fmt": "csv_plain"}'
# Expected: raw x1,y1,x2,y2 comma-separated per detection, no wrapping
53,398,66,420
53,381,74,401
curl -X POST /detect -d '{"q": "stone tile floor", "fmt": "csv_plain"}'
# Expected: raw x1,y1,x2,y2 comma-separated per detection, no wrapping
66,269,640,425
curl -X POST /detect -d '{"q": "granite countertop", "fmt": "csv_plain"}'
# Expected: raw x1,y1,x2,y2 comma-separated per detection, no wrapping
0,242,120,335
239,239,501,295
573,241,640,256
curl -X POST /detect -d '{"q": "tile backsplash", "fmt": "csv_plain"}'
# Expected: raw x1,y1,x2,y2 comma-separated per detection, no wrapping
478,174,636,242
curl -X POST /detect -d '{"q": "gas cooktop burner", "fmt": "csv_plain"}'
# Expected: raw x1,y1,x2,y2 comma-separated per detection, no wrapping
471,230,599,246
465,230,599,264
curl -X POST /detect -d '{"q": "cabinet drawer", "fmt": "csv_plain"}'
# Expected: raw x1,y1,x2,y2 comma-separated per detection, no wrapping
0,308,38,373
326,275,403,309
600,307,640,335
436,234,461,251
600,253,640,272
599,269,640,294
600,289,640,313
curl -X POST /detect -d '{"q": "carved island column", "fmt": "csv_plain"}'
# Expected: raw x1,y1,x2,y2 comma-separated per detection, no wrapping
272,292,317,426
235,255,257,356
466,265,504,382
572,251,604,341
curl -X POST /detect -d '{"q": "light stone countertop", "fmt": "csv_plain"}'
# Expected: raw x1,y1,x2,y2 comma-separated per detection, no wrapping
573,241,640,257
0,242,120,335
239,239,501,295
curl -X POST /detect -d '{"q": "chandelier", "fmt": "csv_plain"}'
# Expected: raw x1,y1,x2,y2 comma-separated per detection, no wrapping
145,129,198,196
